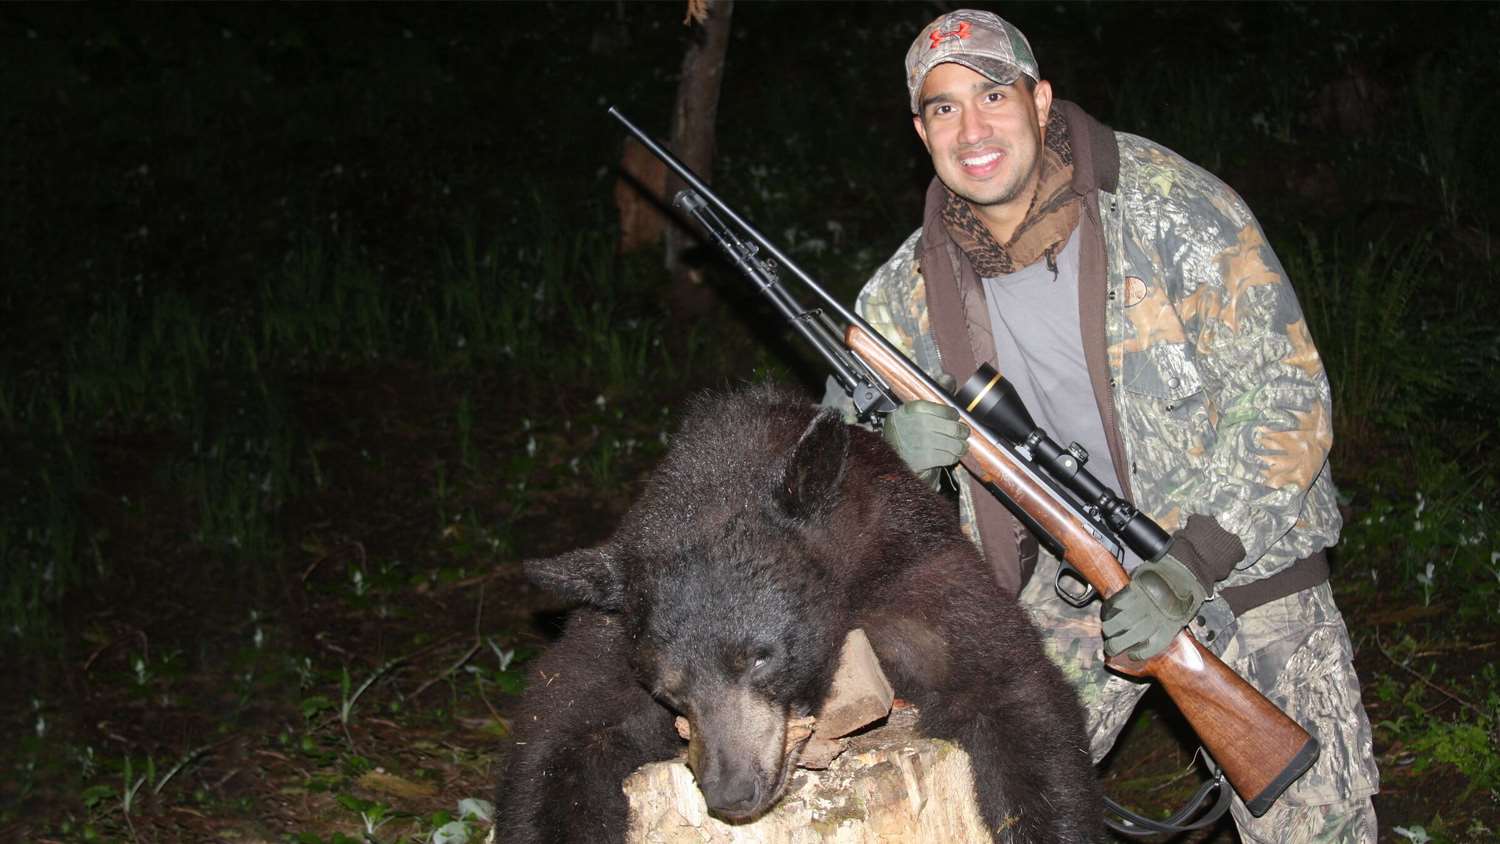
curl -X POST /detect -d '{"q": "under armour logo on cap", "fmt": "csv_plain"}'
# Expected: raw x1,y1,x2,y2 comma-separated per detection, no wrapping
928,20,972,49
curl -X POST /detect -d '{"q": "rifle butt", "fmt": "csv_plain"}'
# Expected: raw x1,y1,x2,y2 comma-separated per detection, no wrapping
1111,633,1319,815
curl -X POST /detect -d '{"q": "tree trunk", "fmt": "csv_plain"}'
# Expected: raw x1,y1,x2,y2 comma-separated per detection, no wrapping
624,707,994,843
663,0,734,318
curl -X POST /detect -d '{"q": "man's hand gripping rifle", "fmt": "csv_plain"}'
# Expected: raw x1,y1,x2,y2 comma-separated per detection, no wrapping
609,107,1319,817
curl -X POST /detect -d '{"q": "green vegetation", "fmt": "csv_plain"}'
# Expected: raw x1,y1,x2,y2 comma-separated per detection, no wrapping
2,3,1498,841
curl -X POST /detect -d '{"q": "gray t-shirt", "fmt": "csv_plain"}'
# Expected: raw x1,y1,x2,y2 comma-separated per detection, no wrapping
981,228,1141,570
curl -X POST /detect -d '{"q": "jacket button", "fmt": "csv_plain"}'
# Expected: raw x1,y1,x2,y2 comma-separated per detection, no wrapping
1168,376,1181,389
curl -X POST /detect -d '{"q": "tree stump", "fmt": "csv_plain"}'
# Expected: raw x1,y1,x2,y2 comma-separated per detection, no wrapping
624,707,992,843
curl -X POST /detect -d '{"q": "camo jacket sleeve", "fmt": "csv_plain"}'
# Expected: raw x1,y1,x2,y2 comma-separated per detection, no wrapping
855,229,942,374
1106,135,1341,585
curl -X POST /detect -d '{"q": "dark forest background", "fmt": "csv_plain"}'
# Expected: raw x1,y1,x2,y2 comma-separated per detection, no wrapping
2,2,1497,842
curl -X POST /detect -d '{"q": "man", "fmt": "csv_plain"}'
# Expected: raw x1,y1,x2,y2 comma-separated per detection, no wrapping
839,9,1380,841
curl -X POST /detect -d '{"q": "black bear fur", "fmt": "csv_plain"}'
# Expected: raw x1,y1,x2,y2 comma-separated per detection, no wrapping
497,384,1101,842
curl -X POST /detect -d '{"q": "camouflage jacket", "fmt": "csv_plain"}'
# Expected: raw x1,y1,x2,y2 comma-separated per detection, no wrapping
858,101,1340,607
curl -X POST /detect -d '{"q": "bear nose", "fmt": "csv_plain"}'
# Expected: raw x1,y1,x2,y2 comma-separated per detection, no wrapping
701,770,761,818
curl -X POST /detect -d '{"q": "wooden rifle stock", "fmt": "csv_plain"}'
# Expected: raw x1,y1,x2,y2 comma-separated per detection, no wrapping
846,324,1319,816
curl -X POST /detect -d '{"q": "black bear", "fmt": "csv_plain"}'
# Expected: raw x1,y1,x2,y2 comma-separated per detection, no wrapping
497,384,1101,842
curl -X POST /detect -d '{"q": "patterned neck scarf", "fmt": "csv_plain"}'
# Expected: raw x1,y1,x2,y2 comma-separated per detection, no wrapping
940,108,1079,277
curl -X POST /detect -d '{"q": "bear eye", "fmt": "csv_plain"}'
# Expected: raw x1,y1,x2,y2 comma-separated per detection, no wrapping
748,646,777,675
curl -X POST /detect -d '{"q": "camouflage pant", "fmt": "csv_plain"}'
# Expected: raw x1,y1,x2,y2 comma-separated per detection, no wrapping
1018,551,1380,842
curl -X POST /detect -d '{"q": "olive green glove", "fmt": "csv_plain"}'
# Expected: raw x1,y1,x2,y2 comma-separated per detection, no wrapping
1100,552,1207,660
882,398,969,489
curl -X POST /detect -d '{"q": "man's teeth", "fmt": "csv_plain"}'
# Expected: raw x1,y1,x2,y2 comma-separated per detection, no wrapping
961,152,1001,166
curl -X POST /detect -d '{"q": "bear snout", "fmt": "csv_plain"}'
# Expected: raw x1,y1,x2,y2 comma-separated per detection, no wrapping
683,686,794,822
694,761,765,819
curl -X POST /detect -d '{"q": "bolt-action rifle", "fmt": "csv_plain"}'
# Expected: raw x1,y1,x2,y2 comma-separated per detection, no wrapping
609,107,1318,817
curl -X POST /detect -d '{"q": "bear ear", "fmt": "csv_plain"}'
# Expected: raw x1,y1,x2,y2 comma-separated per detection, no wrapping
524,546,625,610
773,409,849,522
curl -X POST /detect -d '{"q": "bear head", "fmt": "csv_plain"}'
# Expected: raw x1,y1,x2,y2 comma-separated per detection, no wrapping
526,398,853,821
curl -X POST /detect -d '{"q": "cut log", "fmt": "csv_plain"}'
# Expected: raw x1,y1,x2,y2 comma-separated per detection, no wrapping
624,706,992,843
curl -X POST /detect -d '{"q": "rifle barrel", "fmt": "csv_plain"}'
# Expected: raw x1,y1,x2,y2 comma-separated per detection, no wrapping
608,107,961,421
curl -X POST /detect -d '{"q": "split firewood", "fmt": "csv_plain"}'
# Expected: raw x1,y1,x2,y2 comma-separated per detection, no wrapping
813,628,894,741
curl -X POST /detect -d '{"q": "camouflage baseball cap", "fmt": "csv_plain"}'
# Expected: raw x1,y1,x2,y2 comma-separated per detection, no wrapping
905,9,1039,114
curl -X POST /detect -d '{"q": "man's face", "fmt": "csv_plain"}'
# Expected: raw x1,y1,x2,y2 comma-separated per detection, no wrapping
912,63,1052,221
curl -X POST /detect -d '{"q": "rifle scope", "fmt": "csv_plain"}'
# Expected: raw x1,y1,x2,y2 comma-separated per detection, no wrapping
957,363,1172,563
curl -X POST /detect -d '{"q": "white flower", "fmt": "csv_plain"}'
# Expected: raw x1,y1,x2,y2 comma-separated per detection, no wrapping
1416,562,1435,587
1393,826,1431,844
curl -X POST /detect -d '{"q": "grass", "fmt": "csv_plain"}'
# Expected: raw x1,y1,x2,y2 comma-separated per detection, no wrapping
0,208,694,634
1293,233,1453,444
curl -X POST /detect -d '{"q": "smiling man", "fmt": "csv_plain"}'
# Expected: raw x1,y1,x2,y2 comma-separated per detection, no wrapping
834,8,1381,841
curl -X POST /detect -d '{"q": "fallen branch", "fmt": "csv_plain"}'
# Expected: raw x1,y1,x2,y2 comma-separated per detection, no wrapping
301,539,367,582
412,584,486,699
1374,629,1489,720
412,641,482,700
82,626,149,674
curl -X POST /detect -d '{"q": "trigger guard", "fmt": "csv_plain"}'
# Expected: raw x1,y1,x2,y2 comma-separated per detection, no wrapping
1053,564,1098,608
